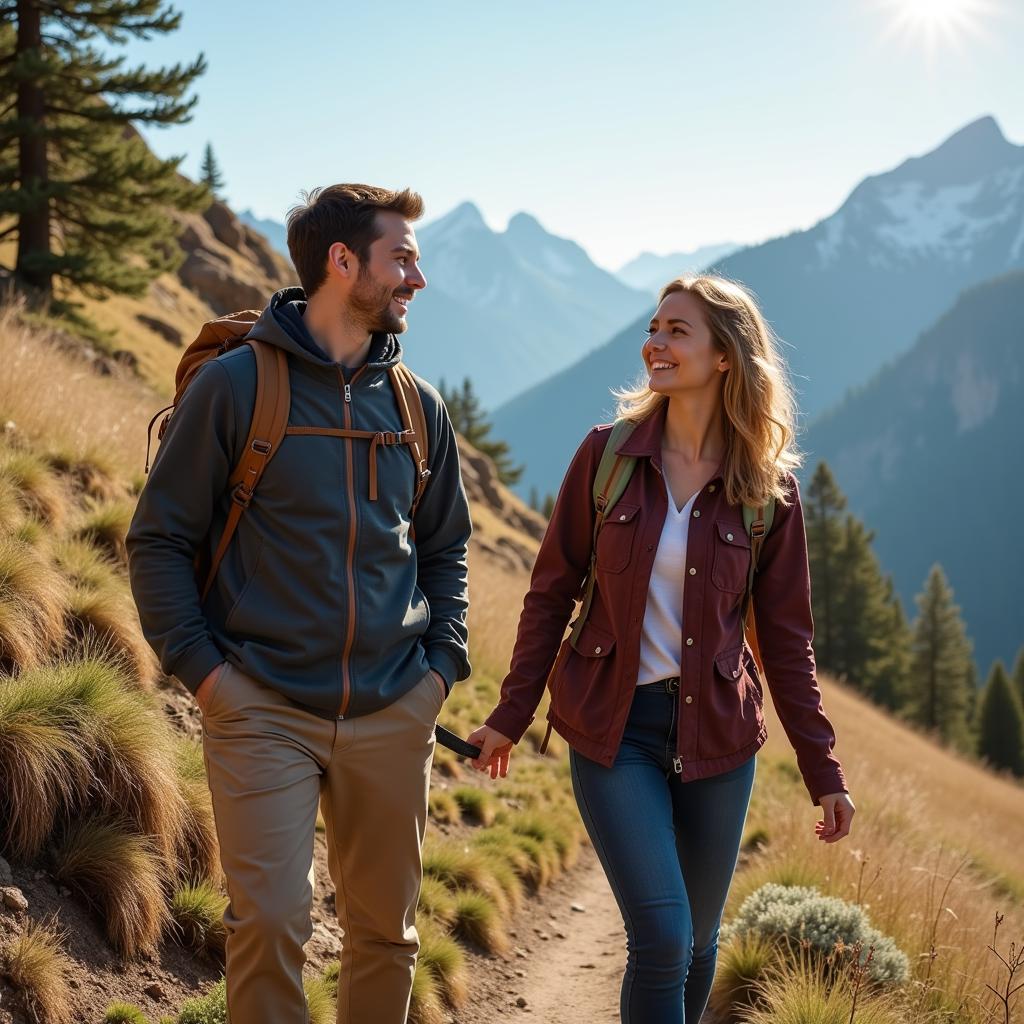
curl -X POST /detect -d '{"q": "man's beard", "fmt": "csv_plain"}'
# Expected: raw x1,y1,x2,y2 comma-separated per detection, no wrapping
348,264,409,335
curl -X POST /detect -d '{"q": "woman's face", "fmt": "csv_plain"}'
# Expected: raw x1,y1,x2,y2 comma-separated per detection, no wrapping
642,289,730,397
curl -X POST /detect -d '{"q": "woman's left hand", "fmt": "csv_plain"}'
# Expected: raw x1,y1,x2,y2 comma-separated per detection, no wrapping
815,792,855,843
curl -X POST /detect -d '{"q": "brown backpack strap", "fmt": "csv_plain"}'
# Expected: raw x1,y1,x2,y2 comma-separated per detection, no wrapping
388,363,432,529
200,340,290,601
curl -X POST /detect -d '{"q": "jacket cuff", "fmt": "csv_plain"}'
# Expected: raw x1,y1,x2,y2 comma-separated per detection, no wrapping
485,702,534,745
174,642,225,696
426,648,461,696
805,767,849,807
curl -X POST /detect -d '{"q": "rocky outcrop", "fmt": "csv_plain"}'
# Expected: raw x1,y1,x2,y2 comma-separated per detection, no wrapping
174,201,294,315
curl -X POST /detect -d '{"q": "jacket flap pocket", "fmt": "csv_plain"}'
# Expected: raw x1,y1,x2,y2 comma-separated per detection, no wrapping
571,620,616,658
714,644,745,679
605,502,639,525
716,521,751,548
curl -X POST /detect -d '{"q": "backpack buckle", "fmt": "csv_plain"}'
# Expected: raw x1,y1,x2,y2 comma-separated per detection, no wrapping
251,439,273,455
231,483,254,509
750,520,766,539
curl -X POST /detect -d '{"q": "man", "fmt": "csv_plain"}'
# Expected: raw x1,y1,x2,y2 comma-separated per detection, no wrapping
127,184,471,1023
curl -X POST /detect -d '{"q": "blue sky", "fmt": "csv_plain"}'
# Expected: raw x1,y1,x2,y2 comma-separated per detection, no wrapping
121,0,1023,270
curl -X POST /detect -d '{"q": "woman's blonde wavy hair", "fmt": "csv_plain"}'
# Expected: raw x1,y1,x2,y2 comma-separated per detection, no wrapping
613,274,802,509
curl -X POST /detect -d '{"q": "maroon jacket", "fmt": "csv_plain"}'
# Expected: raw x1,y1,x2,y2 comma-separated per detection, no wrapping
486,404,847,806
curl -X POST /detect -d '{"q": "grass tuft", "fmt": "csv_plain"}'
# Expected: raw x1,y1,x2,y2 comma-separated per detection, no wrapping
418,918,468,1008
0,915,75,1024
75,497,133,563
170,880,228,960
0,534,68,673
103,1004,149,1023
53,815,171,958
452,888,510,954
452,785,499,826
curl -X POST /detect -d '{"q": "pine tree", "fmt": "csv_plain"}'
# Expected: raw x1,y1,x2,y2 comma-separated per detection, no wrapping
529,486,539,512
0,1,208,304
865,576,912,712
200,142,225,199
1012,646,1024,710
805,462,847,673
541,493,555,519
907,564,974,749
976,661,1024,776
442,377,524,487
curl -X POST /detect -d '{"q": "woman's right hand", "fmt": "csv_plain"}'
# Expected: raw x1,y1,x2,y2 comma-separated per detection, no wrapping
467,725,514,779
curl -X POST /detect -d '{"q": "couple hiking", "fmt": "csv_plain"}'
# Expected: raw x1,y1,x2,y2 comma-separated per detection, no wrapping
127,183,855,1024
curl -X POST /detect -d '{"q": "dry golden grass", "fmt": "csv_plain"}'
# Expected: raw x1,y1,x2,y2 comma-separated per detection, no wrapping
0,533,68,673
0,300,158,479
730,679,1024,1021
53,815,171,958
0,915,75,1024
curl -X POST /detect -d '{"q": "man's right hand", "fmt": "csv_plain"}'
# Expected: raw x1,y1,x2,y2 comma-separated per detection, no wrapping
467,725,514,779
195,661,226,714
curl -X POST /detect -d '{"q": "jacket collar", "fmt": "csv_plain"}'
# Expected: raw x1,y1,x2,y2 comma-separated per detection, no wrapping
616,401,728,483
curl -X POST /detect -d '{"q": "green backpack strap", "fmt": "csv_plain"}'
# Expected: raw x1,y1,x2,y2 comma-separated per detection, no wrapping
568,419,638,647
740,498,776,626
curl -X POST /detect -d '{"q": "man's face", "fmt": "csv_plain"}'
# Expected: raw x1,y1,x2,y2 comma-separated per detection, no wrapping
347,211,427,334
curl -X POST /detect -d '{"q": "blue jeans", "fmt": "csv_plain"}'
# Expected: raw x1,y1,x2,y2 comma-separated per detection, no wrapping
570,679,756,1023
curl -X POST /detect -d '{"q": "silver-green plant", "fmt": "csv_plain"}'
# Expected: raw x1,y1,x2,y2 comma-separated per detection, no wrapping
724,882,909,984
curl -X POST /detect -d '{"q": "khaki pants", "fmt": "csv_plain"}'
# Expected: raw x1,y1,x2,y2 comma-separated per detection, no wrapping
200,662,443,1024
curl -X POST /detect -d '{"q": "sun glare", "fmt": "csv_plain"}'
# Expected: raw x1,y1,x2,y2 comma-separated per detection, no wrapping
879,0,997,54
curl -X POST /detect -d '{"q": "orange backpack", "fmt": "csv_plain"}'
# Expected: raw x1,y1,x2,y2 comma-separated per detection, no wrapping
145,309,431,601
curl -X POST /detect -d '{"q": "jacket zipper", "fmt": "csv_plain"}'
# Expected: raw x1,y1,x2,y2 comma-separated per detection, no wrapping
337,365,368,718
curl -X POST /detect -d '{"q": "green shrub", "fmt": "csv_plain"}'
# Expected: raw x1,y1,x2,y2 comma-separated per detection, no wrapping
176,978,227,1024
725,882,909,984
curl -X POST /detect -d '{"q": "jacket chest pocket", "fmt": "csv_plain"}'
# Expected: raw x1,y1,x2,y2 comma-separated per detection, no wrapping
595,503,640,574
711,520,750,594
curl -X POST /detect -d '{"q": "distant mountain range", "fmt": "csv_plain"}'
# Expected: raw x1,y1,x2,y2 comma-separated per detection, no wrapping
238,209,288,258
802,270,1024,674
616,242,741,291
241,202,652,408
493,116,1024,499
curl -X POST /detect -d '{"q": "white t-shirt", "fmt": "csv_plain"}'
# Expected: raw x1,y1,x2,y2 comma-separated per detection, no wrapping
636,482,698,687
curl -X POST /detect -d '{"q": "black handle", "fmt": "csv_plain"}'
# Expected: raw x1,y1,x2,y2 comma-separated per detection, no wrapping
434,723,482,759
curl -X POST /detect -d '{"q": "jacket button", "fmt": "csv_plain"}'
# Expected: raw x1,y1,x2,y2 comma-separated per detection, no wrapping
727,532,734,542
732,669,740,677
693,509,701,518
594,646,602,654
688,567,696,576
686,637,694,646
619,513,627,521
685,695,693,704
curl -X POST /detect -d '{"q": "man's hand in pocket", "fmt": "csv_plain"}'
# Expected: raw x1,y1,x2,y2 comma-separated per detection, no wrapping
195,662,226,714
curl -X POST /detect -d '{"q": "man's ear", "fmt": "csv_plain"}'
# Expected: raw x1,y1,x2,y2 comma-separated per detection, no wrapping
328,241,356,280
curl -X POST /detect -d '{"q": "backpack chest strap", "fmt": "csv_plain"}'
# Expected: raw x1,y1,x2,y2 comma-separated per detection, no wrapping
284,425,418,501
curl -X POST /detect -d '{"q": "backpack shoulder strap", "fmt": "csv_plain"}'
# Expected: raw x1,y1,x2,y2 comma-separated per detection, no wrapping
568,419,639,647
388,363,432,528
741,497,777,678
201,340,290,601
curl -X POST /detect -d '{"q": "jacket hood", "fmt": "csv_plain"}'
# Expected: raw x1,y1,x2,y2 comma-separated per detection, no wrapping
246,287,403,370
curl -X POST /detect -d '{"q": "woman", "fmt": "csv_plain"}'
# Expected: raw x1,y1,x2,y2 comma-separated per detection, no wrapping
468,274,855,1023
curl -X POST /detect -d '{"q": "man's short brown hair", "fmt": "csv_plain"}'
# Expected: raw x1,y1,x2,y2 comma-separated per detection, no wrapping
286,184,424,296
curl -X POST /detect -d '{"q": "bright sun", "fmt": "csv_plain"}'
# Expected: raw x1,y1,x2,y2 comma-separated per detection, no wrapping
881,0,996,52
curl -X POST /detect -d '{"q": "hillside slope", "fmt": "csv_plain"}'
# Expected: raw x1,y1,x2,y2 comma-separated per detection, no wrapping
803,270,1024,671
